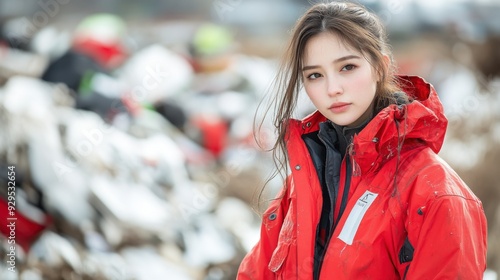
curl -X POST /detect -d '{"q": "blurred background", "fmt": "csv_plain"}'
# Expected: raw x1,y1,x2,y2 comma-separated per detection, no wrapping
0,0,499,279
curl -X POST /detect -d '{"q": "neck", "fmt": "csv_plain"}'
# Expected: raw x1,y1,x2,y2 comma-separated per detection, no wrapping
346,100,375,128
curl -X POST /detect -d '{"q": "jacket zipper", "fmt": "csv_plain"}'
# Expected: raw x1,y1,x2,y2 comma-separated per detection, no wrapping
315,155,351,280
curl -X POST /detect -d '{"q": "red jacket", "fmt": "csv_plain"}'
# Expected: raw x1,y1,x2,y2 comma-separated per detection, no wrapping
238,76,487,279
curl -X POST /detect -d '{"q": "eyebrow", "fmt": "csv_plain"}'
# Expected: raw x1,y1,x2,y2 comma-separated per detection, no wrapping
302,55,361,71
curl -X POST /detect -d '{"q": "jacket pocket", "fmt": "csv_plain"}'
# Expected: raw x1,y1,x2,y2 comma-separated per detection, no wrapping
268,200,295,278
268,241,291,275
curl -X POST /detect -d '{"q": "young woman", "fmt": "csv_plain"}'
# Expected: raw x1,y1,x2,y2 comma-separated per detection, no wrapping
238,2,487,279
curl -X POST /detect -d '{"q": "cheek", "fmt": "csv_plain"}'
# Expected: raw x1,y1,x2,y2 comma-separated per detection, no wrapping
352,70,377,94
304,84,321,102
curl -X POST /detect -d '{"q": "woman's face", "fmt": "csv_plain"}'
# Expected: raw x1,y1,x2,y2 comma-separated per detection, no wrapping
302,32,379,127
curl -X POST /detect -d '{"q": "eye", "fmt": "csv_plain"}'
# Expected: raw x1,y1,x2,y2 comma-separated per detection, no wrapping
306,73,322,80
341,64,356,71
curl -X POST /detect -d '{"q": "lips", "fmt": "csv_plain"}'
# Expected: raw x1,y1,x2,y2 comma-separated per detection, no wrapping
329,102,351,113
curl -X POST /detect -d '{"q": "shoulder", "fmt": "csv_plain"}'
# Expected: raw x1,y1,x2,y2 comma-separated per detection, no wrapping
397,147,480,204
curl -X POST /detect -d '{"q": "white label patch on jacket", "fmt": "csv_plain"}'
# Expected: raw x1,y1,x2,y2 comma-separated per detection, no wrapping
338,190,378,245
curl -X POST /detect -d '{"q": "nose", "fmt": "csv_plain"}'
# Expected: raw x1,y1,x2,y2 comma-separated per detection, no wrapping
327,76,343,97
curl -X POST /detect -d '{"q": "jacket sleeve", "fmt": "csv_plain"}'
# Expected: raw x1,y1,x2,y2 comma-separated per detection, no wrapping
404,192,488,279
237,178,291,280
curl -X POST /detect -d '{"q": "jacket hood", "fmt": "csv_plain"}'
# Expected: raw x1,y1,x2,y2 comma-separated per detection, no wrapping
293,75,448,174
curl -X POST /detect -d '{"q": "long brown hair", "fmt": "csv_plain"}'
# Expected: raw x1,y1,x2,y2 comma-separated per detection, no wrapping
255,1,407,208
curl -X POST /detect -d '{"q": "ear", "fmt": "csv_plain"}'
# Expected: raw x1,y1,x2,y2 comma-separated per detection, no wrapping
378,54,391,82
383,54,391,66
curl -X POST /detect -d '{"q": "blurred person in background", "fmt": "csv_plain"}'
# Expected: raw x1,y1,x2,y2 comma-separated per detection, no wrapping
238,2,487,279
